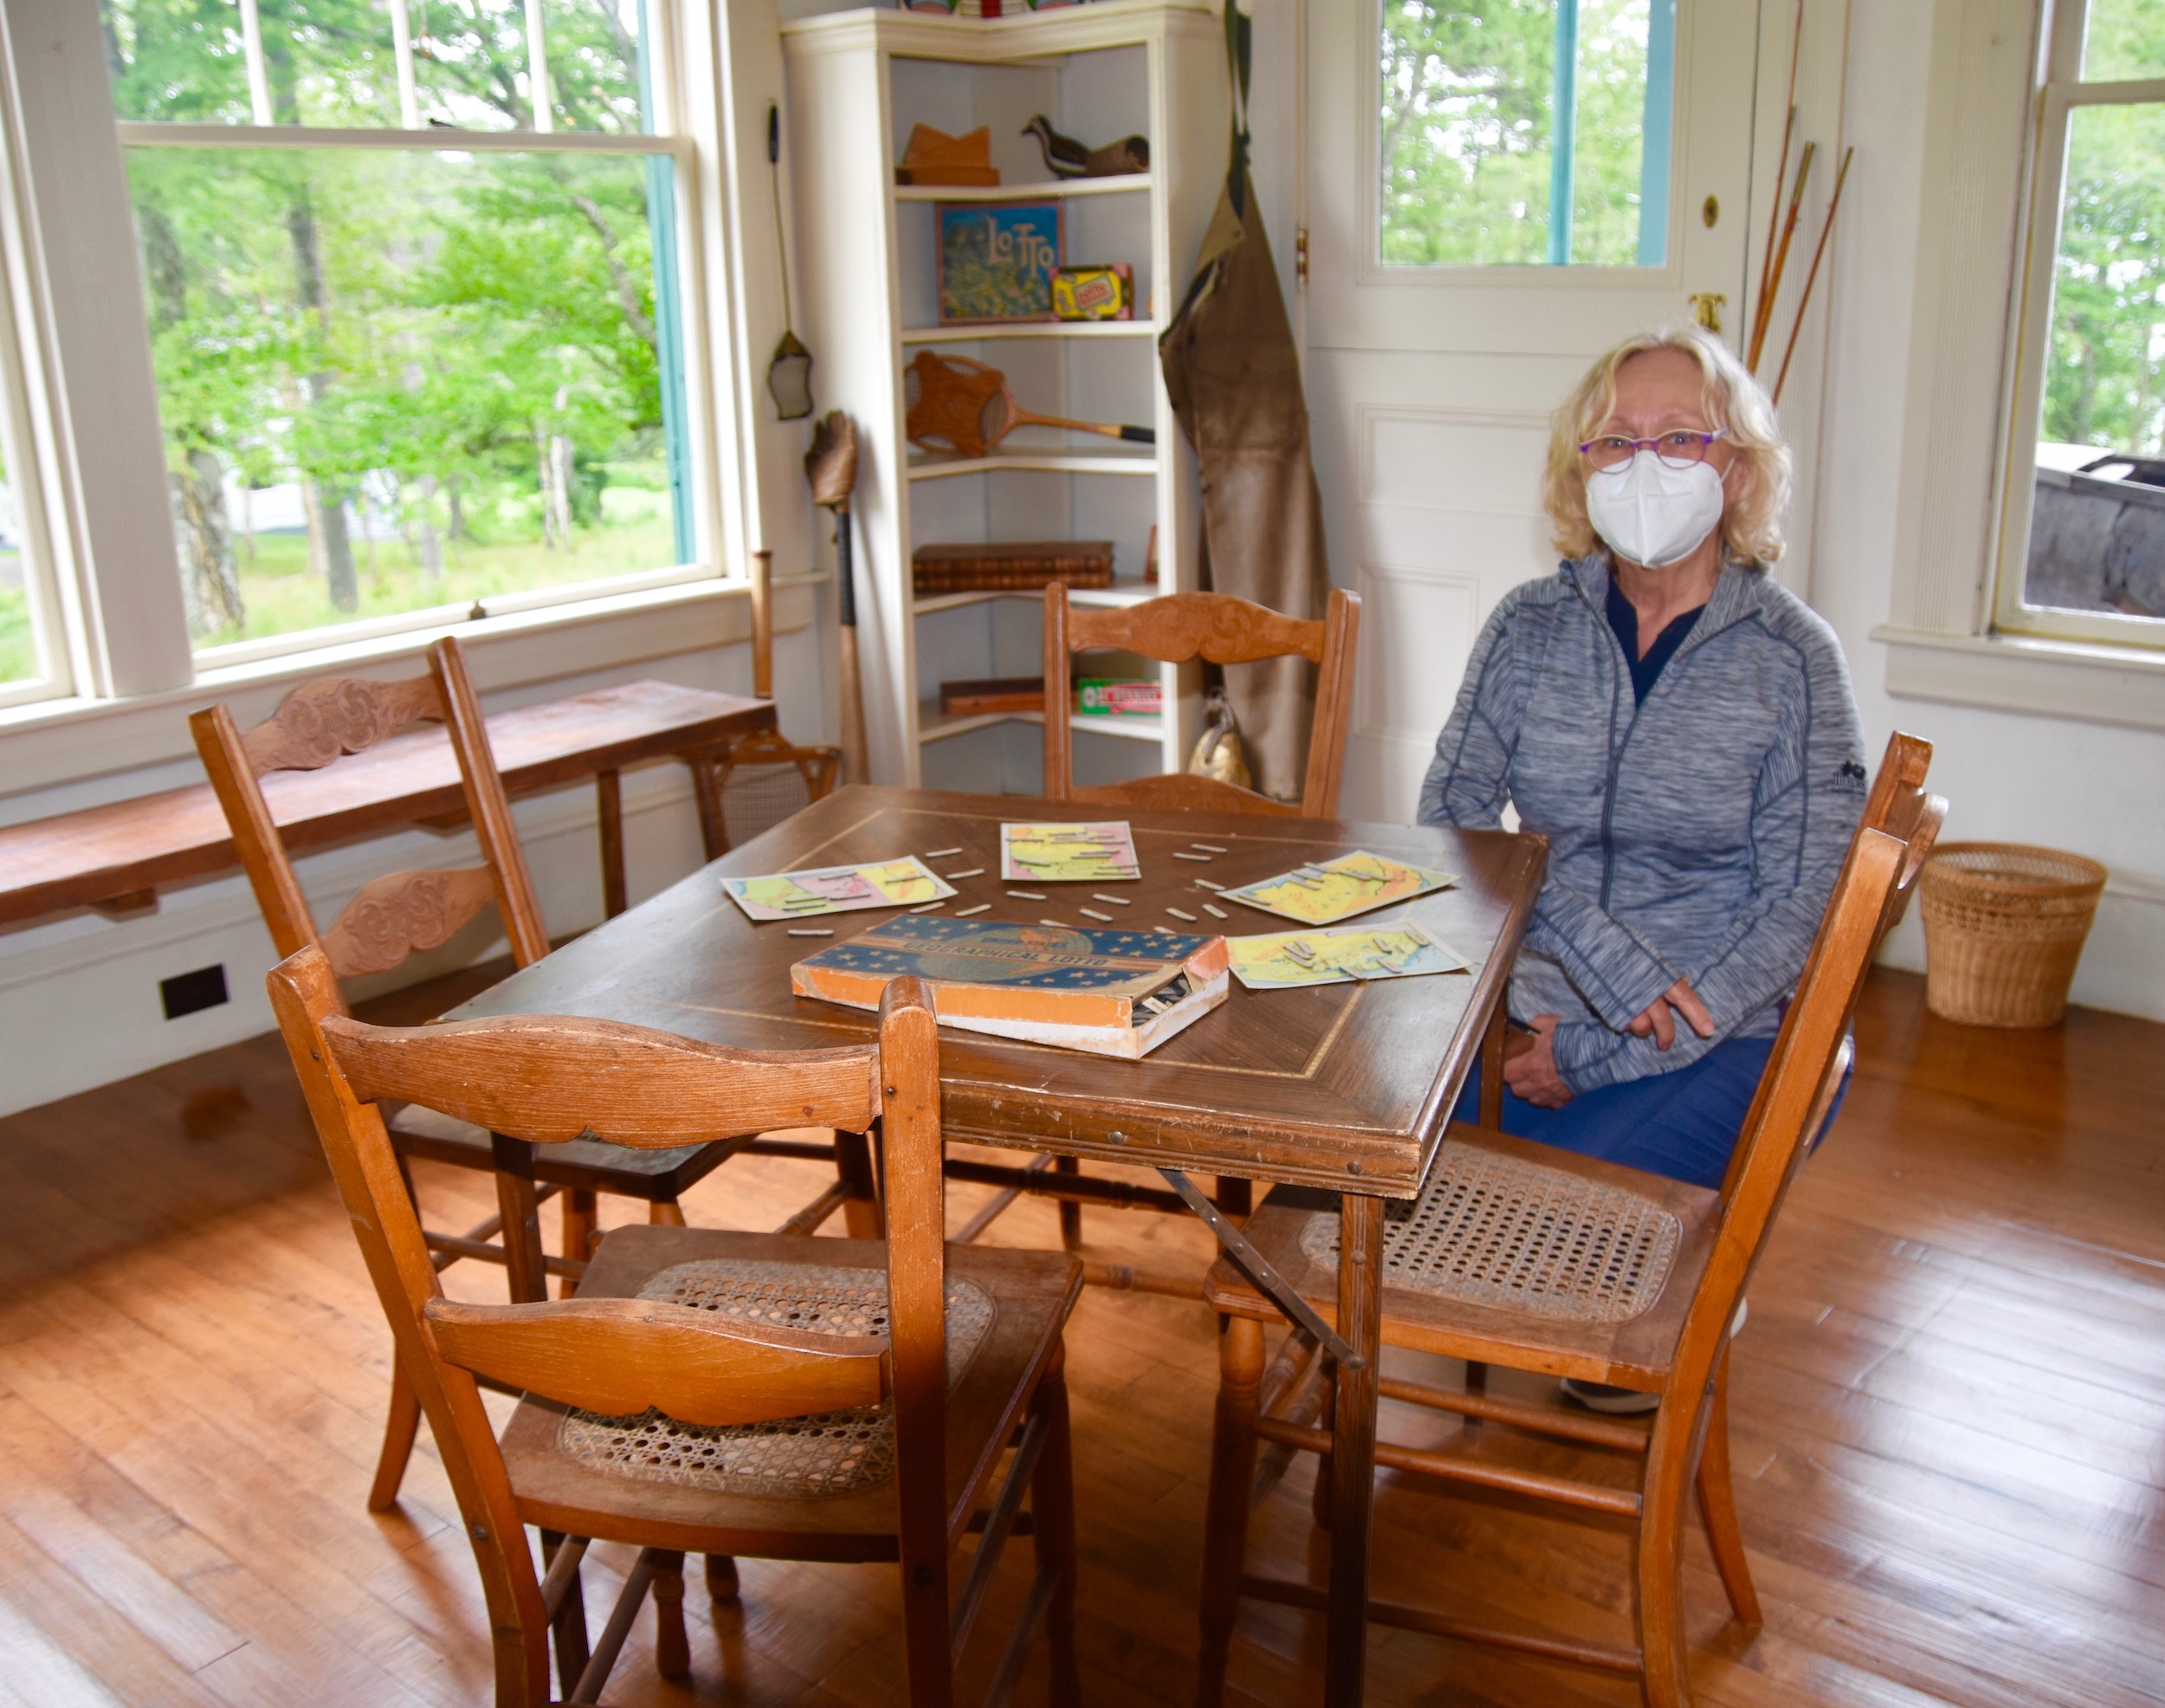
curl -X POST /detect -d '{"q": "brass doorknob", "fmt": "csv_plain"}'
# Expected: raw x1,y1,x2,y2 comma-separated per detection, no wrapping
1687,292,1726,333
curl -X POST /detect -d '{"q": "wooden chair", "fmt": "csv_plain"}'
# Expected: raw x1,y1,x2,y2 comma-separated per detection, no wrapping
975,586,1360,1266
687,549,842,862
1041,585,1360,817
1192,738,1945,1708
191,636,874,1511
268,949,1082,1708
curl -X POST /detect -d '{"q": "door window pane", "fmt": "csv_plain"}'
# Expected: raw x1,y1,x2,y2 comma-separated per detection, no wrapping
2081,0,2165,83
1380,0,1675,268
2022,100,2165,619
126,146,690,649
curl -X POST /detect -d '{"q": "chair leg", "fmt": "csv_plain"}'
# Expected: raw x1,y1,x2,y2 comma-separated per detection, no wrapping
1309,1362,1337,1532
545,1530,591,1699
836,1129,884,1239
1695,1345,1761,1627
1636,1401,1696,1708
368,1353,423,1512
649,1197,688,1228
1055,1155,1082,1252
652,1550,691,1680
1197,1316,1267,1708
705,1554,740,1605
1031,1349,1082,1708
560,1189,597,1297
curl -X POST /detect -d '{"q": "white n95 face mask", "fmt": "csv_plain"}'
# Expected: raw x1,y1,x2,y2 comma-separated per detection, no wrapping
1584,451,1726,569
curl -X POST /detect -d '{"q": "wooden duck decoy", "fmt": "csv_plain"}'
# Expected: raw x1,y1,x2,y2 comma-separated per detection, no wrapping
1022,114,1148,178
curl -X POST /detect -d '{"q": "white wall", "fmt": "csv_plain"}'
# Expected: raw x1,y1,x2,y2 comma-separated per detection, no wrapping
0,623,833,1116
1813,0,2165,1020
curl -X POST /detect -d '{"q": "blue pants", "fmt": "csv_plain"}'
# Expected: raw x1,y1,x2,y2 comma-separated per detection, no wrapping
1451,1036,1842,1190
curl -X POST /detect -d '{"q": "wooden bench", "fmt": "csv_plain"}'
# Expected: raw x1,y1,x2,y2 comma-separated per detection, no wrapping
0,679,777,928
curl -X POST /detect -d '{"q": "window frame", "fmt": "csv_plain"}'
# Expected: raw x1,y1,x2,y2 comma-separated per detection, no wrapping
1367,0,1685,283
106,0,733,671
1990,0,2165,650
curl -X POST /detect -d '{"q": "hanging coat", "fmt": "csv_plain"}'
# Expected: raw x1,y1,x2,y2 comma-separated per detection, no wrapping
1159,8,1333,803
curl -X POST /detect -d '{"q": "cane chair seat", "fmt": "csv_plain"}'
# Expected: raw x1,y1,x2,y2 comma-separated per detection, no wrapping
501,1225,1081,1548
386,1102,735,1201
1202,1126,1722,1390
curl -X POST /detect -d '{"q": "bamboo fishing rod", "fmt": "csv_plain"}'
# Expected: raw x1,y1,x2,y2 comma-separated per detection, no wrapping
1748,139,1815,373
1772,146,1855,407
1751,0,1806,362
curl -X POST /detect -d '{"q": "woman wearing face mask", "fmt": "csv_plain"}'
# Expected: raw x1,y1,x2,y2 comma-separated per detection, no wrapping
1421,325,1867,1197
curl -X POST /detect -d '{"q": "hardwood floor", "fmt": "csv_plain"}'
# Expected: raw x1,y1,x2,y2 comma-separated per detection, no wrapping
0,966,2160,1706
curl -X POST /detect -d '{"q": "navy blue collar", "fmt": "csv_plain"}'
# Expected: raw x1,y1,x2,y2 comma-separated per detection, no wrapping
1604,575,1706,705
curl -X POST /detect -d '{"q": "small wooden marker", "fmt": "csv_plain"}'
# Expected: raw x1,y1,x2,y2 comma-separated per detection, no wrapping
1091,893,1132,906
1166,906,1198,922
1079,907,1112,922
923,847,964,858
953,903,992,917
1191,843,1228,853
786,928,834,937
1194,878,1225,890
1039,918,1068,928
909,900,947,914
1202,903,1228,919
1008,890,1046,900
1152,924,1176,934
1172,851,1212,862
943,868,986,880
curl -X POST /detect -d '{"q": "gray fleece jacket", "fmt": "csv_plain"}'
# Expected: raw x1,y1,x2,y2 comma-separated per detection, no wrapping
1419,555,1866,1094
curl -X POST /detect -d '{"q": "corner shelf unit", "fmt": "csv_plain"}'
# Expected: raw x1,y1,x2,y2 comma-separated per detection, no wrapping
781,0,1226,793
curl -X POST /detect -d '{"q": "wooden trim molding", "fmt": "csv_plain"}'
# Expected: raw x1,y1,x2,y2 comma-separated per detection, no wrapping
1876,626,2165,731
1883,0,2040,641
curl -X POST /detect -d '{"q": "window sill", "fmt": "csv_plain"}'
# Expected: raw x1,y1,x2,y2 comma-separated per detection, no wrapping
0,571,822,796
1875,625,2165,731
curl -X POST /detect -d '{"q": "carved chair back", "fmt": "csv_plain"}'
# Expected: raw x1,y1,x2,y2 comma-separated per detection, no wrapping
267,946,953,1705
1041,586,1360,818
192,636,548,1000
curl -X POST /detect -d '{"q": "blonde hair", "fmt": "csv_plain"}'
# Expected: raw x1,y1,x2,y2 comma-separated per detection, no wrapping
1540,326,1792,566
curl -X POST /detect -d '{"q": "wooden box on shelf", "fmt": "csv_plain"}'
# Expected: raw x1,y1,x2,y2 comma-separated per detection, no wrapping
913,540,1115,595
938,676,1047,716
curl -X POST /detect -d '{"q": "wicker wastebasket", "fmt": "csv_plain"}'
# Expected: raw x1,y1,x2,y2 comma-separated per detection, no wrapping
1917,843,2107,1027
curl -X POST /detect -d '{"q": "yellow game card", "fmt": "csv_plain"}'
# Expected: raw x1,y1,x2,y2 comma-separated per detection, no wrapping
999,820,1141,883
1227,923,1468,991
1221,850,1455,926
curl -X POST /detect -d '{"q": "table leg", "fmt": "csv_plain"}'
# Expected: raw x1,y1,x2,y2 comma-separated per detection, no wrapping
1325,1192,1383,1708
489,1132,550,1304
1479,996,1507,1129
688,751,727,861
595,768,627,918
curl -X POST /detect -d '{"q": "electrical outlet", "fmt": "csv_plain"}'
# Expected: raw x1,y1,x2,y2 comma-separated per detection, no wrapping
160,964,229,1019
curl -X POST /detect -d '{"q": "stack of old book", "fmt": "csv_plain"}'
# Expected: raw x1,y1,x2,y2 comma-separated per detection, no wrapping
913,540,1115,596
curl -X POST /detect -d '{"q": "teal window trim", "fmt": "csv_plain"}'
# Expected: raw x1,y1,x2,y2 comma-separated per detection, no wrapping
1547,0,1579,265
1637,0,1676,266
637,0,695,569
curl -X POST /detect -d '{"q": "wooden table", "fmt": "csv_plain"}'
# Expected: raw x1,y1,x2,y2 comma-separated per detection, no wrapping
448,785,1545,1705
0,680,777,928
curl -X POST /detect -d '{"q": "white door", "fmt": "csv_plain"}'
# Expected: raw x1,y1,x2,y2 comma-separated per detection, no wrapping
1304,0,1760,822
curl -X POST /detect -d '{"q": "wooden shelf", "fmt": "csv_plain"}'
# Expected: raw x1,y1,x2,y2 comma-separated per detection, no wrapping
899,320,1158,345
894,175,1152,203
916,702,1166,746
914,580,1166,616
908,450,1158,481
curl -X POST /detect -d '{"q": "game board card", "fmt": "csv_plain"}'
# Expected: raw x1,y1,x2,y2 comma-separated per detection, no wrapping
999,821,1141,883
1220,850,1456,926
1227,923,1468,991
721,857,956,922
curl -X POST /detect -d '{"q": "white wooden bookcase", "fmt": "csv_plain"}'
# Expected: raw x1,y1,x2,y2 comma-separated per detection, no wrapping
780,0,1227,791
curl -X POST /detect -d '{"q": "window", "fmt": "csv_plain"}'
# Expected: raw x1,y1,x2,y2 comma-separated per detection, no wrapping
1996,0,2165,644
103,0,701,663
1379,0,1676,268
